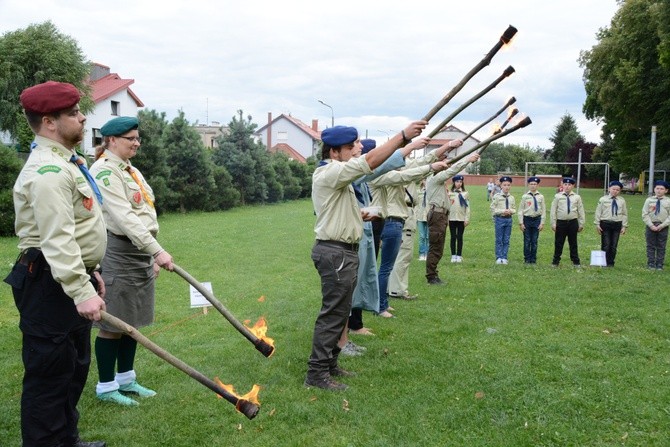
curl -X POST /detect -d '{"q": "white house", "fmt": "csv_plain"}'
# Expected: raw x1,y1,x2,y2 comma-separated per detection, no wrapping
254,113,322,163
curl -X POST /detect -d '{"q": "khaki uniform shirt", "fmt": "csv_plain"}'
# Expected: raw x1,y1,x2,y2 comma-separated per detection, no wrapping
550,191,585,227
448,190,470,222
416,186,428,222
518,191,546,224
369,164,432,222
90,151,162,255
490,192,517,217
594,194,628,227
425,158,472,209
642,195,670,229
13,136,107,304
312,156,372,243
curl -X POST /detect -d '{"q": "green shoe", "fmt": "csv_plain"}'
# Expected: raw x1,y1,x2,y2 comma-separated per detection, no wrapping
97,390,139,406
119,380,157,397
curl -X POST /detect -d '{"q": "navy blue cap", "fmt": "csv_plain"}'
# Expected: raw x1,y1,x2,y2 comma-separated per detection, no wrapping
321,126,358,147
609,180,623,188
500,176,512,183
452,175,464,182
361,139,376,154
528,176,541,183
654,180,670,189
562,177,576,184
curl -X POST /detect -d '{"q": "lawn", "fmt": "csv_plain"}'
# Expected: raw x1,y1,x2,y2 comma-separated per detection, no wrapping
0,185,668,446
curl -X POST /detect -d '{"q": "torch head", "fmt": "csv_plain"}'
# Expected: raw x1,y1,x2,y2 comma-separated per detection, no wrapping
236,399,260,419
517,116,532,128
254,339,276,358
506,96,517,107
501,25,518,44
503,65,515,78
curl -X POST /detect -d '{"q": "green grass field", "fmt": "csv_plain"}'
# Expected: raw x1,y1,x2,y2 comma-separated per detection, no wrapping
0,185,668,446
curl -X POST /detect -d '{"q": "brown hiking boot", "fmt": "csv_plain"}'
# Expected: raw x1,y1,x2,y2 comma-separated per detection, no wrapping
304,376,348,391
330,366,357,377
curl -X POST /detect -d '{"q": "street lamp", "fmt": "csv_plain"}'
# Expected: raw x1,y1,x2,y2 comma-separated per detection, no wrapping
317,99,334,127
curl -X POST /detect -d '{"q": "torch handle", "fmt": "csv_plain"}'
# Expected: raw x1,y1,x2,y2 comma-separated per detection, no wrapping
99,311,260,419
427,66,514,138
462,97,516,141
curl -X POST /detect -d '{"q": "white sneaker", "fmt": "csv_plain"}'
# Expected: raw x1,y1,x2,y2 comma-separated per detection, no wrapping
456,256,463,263
496,258,503,264
451,255,457,263
501,259,509,265
418,254,427,261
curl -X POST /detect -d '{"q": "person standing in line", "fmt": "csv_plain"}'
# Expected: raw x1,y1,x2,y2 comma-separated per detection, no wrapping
448,175,470,263
594,180,628,267
425,151,480,285
550,177,585,267
490,176,516,264
518,176,546,264
486,177,495,201
90,117,175,406
4,81,107,447
642,180,670,270
306,121,427,391
416,179,429,261
489,179,502,201
387,179,420,300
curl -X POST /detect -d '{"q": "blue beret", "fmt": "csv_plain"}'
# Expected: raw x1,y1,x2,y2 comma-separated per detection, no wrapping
499,176,512,183
452,175,464,182
562,177,576,184
321,126,358,147
654,180,670,189
609,180,623,188
20,81,81,114
361,139,376,154
528,176,541,183
101,116,139,136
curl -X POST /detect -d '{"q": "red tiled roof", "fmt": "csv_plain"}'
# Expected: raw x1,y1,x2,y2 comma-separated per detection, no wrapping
256,114,320,140
269,143,307,163
90,73,144,107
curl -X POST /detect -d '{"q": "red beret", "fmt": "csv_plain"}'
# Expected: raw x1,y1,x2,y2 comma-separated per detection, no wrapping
20,81,81,114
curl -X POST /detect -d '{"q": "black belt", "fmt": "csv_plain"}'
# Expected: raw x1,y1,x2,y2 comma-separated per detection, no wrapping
386,216,405,224
18,249,97,275
316,240,359,252
107,231,132,243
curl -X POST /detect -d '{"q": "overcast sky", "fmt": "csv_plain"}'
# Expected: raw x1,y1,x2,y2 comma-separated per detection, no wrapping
1,0,620,149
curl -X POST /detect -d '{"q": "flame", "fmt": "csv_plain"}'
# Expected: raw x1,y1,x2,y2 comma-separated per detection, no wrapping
214,377,262,405
245,316,276,351
501,32,518,51
511,113,528,127
507,107,519,120
491,123,502,135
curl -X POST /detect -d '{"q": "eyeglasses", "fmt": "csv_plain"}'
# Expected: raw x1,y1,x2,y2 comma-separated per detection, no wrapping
118,136,142,143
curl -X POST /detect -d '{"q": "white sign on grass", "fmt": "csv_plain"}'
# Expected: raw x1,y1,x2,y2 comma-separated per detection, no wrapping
189,282,213,308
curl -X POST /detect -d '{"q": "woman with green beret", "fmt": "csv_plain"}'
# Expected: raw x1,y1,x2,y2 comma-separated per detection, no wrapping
90,116,174,406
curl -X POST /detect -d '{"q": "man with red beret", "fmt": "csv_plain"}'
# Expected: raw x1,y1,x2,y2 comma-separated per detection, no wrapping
4,81,107,447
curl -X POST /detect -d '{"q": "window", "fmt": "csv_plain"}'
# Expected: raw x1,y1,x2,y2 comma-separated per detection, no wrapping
111,101,120,115
92,128,103,148
277,131,288,140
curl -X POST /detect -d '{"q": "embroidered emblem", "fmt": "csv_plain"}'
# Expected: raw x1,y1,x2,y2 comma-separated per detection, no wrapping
76,177,86,184
95,170,112,179
37,165,62,175
82,196,93,211
103,178,110,187
133,191,142,204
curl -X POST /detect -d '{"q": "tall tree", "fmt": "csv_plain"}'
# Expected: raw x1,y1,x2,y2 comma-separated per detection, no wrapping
477,142,543,175
548,113,583,164
0,21,92,148
163,111,216,212
580,0,670,173
134,109,173,213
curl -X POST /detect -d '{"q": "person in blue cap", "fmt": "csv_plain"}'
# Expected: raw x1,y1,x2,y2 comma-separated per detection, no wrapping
90,116,175,406
550,176,585,267
518,176,546,264
642,180,670,269
306,121,427,391
490,176,516,264
594,180,628,266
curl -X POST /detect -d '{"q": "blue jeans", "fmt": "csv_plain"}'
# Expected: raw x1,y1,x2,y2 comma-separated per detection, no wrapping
494,216,512,260
522,215,541,263
417,220,428,256
378,219,404,312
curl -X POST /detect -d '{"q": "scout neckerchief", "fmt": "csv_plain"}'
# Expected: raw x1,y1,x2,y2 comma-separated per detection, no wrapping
70,154,103,204
611,196,618,216
103,151,154,208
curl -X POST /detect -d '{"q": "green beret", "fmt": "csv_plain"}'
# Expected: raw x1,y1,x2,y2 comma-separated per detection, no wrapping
100,116,139,136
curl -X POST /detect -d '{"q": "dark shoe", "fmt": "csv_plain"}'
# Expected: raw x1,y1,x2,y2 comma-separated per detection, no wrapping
389,292,417,300
73,439,107,447
427,277,444,285
304,377,348,391
330,366,357,377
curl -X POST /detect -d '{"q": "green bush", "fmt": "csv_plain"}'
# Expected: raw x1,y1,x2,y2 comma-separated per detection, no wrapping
0,144,23,236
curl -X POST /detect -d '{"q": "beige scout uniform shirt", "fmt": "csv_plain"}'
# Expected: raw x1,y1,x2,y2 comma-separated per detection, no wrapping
312,156,373,244
642,195,670,229
490,192,517,217
550,191,585,227
425,158,472,210
13,135,107,304
594,195,628,227
448,190,470,222
90,151,162,255
369,163,433,223
517,191,546,225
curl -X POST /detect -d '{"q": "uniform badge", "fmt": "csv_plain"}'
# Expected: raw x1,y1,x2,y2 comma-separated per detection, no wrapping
82,196,93,211
133,191,142,204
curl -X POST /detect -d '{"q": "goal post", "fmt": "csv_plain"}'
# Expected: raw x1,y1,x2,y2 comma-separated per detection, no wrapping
524,161,610,195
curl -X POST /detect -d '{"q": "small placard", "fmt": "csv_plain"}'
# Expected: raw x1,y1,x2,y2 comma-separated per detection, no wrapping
190,282,213,308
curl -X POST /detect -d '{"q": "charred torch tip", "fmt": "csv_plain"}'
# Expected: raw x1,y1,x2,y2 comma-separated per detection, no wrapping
236,399,260,419
519,116,532,127
507,96,517,105
254,339,275,358
501,25,518,44
503,65,515,76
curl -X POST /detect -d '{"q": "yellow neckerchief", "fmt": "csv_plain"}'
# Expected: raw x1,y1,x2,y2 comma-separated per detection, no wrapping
103,151,154,208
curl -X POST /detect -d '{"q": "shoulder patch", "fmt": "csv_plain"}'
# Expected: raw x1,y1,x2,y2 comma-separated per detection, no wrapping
37,165,62,175
95,170,113,180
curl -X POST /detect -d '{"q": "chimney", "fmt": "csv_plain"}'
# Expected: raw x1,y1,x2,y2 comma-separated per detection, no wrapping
312,119,319,132
267,112,272,151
